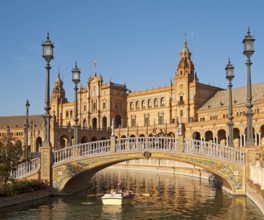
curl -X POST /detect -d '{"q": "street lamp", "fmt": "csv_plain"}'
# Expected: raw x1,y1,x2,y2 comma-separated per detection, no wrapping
225,59,235,147
72,62,81,145
24,100,30,160
243,28,255,146
6,125,10,141
42,33,54,146
67,121,72,147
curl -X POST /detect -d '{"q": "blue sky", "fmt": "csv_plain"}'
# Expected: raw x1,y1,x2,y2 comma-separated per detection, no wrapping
0,0,263,116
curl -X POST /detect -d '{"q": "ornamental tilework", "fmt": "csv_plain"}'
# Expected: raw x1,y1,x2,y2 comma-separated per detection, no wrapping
52,152,245,193
149,153,245,192
183,156,244,192
53,154,141,190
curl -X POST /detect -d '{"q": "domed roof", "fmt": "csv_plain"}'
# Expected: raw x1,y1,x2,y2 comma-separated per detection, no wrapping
176,36,195,79
180,37,191,59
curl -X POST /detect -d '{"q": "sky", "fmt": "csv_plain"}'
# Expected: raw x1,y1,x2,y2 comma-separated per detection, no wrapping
0,0,263,116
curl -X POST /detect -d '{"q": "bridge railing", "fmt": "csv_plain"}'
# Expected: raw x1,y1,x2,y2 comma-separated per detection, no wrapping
115,137,178,152
12,157,41,179
53,139,111,164
184,138,246,164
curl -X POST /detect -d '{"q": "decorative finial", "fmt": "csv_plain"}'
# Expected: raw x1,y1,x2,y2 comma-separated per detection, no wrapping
58,68,61,79
248,27,250,34
94,60,97,69
47,32,50,40
75,61,78,67
184,33,187,48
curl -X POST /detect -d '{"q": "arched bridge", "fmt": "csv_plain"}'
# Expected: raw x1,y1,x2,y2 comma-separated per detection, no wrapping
14,136,246,196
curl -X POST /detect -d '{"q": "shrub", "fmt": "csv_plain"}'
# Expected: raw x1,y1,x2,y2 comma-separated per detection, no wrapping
0,180,48,197
0,185,12,197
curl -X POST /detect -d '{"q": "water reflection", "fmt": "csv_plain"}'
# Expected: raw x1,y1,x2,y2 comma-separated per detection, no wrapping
0,168,263,220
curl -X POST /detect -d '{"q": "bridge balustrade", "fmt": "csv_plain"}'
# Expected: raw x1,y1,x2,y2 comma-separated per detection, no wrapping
13,137,247,180
12,157,41,179
184,139,246,164
115,137,177,152
53,140,111,164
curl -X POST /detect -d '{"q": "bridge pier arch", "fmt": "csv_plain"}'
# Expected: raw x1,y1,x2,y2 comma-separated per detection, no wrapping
47,137,246,196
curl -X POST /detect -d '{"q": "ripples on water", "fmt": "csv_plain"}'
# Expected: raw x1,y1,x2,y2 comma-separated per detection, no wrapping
0,168,263,220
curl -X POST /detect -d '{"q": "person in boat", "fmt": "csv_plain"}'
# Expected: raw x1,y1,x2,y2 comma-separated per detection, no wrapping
114,182,126,193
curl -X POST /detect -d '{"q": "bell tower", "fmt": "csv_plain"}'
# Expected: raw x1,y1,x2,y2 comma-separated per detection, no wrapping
50,70,67,125
174,36,197,123
176,36,195,80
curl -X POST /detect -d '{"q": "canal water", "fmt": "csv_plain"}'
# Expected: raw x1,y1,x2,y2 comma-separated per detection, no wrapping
0,168,263,220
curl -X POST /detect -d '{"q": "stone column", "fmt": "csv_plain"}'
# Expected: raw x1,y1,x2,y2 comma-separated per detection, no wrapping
245,146,256,180
178,135,184,153
110,136,116,153
40,146,52,182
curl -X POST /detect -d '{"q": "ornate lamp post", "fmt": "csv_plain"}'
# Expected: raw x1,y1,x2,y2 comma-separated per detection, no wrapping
243,28,255,146
67,121,72,147
72,63,81,145
41,33,54,189
225,59,235,147
24,100,30,160
6,125,10,141
42,33,54,146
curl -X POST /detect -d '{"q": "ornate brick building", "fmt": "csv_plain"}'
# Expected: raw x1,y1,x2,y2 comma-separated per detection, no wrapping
1,37,264,153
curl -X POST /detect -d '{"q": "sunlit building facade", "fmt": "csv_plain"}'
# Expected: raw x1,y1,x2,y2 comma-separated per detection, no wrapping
1,38,264,152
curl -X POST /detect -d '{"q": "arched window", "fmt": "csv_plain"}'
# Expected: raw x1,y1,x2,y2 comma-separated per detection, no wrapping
102,117,107,130
154,98,158,107
35,137,42,152
142,100,146,109
70,110,73,118
115,114,122,128
130,102,134,110
83,119,87,128
148,99,152,108
92,118,97,129
160,97,165,106
93,102,96,111
136,101,140,110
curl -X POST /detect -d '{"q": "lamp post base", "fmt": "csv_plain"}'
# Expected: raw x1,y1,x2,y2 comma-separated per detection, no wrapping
40,145,52,184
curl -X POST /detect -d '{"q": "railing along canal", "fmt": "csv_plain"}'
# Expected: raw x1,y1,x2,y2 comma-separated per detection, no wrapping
53,140,111,164
115,137,177,152
53,137,246,165
12,157,41,179
184,139,246,164
12,138,246,179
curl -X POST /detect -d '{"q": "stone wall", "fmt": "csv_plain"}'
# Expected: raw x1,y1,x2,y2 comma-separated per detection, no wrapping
246,181,264,215
113,159,210,180
0,189,50,208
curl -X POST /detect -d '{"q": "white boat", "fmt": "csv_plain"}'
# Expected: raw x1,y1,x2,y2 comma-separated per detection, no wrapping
101,192,134,205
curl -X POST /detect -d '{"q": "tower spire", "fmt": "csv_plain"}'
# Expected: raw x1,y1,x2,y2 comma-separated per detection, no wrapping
184,33,187,48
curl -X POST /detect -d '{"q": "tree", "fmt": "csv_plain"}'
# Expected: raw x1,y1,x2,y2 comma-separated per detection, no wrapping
0,139,23,186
